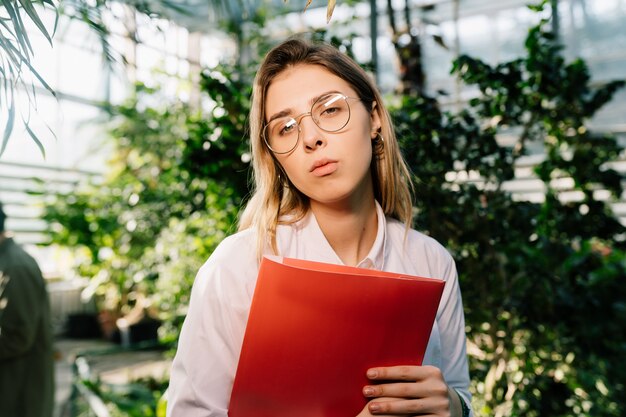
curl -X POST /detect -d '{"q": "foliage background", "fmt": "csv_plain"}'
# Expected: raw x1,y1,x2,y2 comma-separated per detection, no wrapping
395,8,626,415
41,2,625,416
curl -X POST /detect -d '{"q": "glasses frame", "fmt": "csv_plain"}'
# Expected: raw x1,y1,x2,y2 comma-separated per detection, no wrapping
263,93,361,154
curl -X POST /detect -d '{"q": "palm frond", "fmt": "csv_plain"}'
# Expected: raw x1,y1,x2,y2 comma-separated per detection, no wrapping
0,0,58,158
17,0,54,42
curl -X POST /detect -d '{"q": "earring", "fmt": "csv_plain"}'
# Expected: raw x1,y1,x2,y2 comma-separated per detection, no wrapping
277,169,290,189
375,132,385,143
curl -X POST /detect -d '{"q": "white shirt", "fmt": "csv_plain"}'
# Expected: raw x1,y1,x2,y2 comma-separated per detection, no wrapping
167,203,473,416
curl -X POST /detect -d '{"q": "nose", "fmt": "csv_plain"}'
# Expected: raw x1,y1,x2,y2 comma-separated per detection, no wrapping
298,114,325,151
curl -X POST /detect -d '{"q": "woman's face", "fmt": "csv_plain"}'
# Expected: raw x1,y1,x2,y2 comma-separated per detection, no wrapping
264,64,381,209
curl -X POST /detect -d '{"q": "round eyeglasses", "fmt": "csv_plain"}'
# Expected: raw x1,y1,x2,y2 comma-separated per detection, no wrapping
263,93,360,154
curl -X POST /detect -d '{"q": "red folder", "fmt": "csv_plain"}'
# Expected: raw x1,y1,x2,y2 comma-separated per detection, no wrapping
228,256,445,417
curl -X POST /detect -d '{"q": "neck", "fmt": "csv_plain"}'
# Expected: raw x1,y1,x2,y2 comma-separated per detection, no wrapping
310,198,378,267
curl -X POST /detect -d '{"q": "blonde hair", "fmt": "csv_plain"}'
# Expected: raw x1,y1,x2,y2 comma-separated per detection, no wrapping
238,38,413,255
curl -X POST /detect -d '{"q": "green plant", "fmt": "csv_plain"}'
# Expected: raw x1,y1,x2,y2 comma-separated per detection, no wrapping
81,376,168,417
393,2,625,416
0,0,57,156
42,3,626,415
43,65,252,334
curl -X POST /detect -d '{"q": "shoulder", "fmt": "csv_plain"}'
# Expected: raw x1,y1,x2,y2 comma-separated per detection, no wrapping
207,227,258,265
0,240,44,281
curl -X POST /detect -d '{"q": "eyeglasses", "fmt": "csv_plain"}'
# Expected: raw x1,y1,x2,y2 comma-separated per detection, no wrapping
263,93,360,154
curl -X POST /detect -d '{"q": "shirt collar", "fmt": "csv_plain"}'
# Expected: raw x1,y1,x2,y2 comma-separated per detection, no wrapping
296,201,387,270
361,201,386,270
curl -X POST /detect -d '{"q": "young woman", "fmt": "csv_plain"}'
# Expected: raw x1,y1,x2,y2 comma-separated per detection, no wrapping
167,38,473,417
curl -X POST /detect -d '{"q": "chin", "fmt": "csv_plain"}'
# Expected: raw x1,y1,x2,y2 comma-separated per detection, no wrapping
310,189,357,206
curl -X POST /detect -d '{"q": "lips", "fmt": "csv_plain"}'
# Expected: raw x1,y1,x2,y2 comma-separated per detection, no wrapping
309,159,338,177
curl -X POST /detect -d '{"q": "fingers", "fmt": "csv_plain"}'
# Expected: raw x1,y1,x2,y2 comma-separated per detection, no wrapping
356,397,401,417
367,365,443,382
367,397,448,415
362,366,450,416
366,366,448,397
363,380,447,399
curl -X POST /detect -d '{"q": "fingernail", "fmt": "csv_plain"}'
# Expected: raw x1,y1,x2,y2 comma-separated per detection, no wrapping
369,403,380,412
363,386,374,396
367,369,378,378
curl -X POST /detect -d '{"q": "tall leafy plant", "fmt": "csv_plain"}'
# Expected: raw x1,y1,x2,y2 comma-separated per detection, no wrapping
394,2,625,416
43,66,252,341
40,4,278,345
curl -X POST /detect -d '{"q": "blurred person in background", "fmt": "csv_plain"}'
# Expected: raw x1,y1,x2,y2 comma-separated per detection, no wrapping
0,201,54,417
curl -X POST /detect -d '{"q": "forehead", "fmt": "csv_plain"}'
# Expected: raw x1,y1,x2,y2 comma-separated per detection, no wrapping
265,64,356,118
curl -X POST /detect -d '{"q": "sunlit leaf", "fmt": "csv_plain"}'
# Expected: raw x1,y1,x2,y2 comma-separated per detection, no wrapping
2,37,55,95
1,0,59,153
326,0,335,23
0,41,24,75
1,0,31,57
17,0,53,43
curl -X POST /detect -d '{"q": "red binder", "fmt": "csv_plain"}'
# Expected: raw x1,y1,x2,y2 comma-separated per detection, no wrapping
228,256,445,417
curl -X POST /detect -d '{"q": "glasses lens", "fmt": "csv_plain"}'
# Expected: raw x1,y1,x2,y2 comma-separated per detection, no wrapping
312,94,350,132
263,94,352,154
266,117,299,153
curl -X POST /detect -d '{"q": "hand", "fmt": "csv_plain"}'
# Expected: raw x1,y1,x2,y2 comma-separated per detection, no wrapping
360,365,452,416
356,397,402,417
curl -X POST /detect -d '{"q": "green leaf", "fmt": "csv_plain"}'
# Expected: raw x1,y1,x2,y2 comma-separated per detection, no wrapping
1,37,56,96
1,0,31,57
1,91,15,156
18,0,54,44
24,120,46,159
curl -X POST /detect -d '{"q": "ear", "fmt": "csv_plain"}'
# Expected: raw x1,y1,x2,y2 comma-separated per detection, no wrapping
370,101,382,139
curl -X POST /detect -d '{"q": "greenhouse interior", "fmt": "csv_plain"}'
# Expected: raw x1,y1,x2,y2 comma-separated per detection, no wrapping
1,0,625,416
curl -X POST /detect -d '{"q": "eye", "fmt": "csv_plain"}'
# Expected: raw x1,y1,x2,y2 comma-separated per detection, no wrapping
320,106,340,117
316,95,346,119
277,118,297,136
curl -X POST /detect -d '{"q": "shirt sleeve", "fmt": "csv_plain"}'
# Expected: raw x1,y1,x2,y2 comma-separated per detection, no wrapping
0,266,45,361
166,236,257,417
436,252,473,416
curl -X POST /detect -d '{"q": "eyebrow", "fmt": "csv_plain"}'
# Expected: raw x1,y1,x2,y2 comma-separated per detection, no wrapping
266,90,344,124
